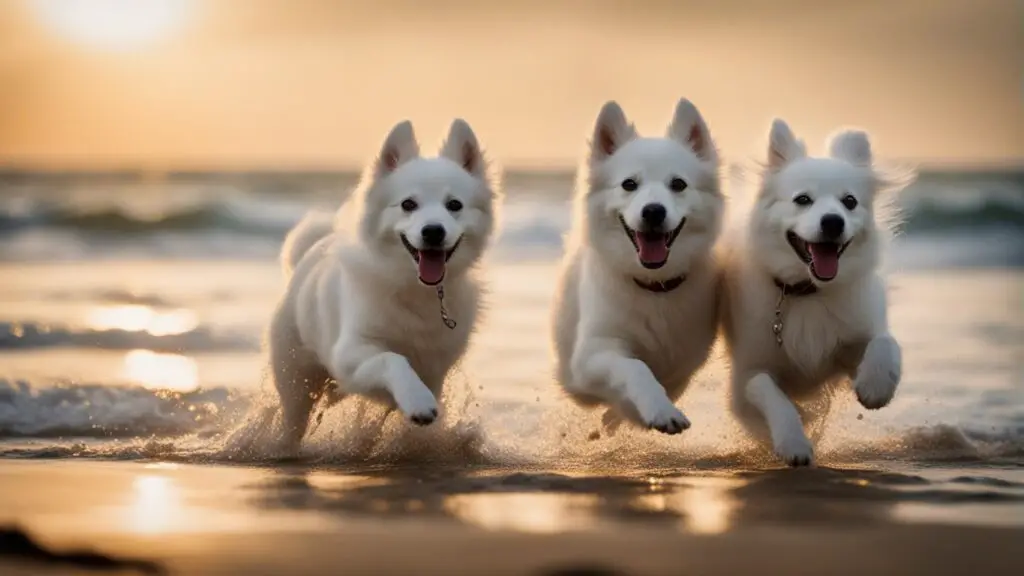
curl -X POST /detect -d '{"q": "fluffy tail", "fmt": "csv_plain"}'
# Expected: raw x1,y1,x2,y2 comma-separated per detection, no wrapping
280,212,334,276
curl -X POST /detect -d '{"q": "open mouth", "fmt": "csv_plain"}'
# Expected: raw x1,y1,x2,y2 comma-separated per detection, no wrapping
786,230,851,282
619,215,686,270
401,234,462,286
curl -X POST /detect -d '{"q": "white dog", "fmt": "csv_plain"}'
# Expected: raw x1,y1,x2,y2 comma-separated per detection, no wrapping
720,118,905,466
267,118,498,449
552,99,724,435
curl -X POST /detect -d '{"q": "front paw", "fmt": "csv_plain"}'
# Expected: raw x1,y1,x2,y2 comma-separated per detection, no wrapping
395,382,439,426
773,430,814,467
854,336,901,410
637,397,691,435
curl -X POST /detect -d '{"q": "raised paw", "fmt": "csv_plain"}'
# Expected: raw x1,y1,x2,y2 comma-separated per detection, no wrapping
774,432,814,467
395,383,440,426
855,374,898,410
855,336,901,410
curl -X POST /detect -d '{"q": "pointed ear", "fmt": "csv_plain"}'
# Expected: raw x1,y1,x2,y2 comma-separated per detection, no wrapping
590,101,636,162
375,120,419,177
828,129,873,167
667,98,716,162
440,118,485,177
767,118,805,171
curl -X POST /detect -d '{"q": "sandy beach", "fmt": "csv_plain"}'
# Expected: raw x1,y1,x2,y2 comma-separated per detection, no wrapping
2,459,1022,576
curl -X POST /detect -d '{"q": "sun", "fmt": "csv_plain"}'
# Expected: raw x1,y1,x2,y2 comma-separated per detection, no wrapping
27,0,193,50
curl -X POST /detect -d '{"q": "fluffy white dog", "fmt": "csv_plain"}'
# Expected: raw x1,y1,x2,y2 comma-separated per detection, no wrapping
720,118,905,466
267,118,498,449
552,98,724,434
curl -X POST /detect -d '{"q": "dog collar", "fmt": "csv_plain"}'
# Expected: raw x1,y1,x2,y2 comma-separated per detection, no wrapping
633,275,686,293
772,277,817,297
771,277,816,347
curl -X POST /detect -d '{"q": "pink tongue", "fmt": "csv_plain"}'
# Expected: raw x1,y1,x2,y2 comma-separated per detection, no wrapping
635,232,669,264
417,250,446,285
808,243,839,280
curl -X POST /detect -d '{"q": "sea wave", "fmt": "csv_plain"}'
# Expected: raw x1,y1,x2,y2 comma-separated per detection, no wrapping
0,379,250,438
0,199,299,237
0,169,1021,266
0,321,258,353
0,379,1020,468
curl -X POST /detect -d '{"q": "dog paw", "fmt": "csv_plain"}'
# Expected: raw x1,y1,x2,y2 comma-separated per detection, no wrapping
855,373,898,410
396,384,439,426
774,432,814,467
409,407,438,426
642,402,691,435
855,336,901,410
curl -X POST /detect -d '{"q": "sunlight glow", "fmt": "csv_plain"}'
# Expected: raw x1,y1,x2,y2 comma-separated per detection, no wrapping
123,349,198,392
444,493,599,533
88,304,197,336
632,478,743,535
129,475,181,534
28,0,193,50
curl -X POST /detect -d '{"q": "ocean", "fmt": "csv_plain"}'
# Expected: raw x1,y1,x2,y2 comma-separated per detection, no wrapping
0,166,1021,484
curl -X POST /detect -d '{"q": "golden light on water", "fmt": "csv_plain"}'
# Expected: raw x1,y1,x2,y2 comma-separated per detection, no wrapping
123,349,198,392
129,474,181,534
27,0,194,50
633,477,743,535
444,493,600,534
674,479,741,535
88,304,198,336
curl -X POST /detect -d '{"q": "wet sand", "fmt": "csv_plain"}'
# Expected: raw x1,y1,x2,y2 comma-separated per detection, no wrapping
1,460,1021,575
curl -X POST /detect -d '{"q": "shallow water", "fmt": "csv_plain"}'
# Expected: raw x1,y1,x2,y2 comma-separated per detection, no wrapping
0,169,1022,534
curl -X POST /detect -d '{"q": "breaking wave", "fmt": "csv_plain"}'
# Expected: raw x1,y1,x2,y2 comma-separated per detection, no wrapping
0,321,258,353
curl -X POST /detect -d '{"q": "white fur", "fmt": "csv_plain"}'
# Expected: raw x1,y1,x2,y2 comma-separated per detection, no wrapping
551,99,724,434
720,118,908,466
267,118,499,449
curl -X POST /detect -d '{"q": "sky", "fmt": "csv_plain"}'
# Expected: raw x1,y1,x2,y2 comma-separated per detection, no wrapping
0,0,1021,170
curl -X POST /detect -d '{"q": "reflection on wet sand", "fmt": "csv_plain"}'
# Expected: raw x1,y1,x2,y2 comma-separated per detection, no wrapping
632,477,743,535
129,475,181,534
246,465,1024,536
445,493,602,533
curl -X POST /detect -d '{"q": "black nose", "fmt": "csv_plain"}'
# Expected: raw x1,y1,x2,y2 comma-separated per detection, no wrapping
420,224,446,247
640,204,667,227
820,214,845,241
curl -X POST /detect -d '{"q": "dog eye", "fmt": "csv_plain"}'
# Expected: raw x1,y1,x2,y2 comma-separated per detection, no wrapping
793,194,813,206
669,177,688,193
400,198,418,212
841,195,858,210
621,178,638,192
445,199,464,212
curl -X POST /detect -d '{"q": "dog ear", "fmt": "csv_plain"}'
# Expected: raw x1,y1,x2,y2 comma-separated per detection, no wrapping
667,98,717,162
590,101,636,161
375,120,420,178
767,118,806,171
828,129,873,167
440,118,486,178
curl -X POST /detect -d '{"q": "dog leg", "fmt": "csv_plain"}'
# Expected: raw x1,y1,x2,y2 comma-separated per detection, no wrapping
570,345,689,434
271,338,330,451
745,373,813,466
332,342,438,426
853,334,901,410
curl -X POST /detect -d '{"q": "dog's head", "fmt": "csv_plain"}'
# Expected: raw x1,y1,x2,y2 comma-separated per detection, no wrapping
580,99,723,277
752,118,885,285
355,119,497,286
